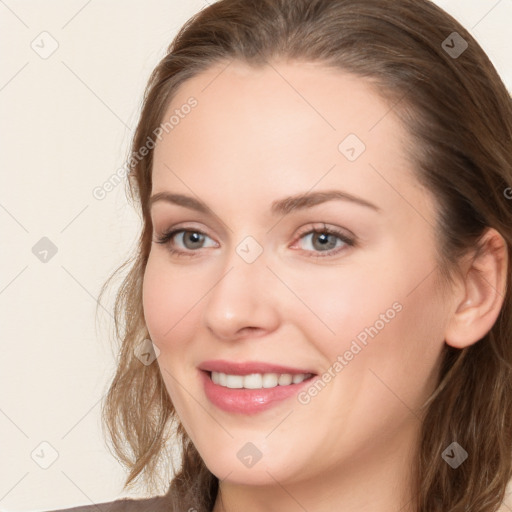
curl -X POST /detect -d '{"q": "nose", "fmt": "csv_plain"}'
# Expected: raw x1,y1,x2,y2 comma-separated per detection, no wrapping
202,248,280,341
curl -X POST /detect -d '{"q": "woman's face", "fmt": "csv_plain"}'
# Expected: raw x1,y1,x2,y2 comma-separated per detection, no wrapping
143,60,451,489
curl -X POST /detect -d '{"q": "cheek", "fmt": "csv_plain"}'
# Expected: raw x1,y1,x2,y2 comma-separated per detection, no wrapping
334,268,447,414
301,255,446,389
142,254,200,346
282,263,395,346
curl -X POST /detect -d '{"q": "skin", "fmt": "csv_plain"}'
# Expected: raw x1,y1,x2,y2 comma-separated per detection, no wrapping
142,60,508,512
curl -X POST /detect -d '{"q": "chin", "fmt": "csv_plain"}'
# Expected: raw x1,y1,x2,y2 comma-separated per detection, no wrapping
198,444,303,486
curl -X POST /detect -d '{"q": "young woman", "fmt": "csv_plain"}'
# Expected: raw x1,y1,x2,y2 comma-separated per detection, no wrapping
51,0,512,511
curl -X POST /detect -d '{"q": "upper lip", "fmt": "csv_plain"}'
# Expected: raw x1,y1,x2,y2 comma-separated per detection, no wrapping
198,359,317,376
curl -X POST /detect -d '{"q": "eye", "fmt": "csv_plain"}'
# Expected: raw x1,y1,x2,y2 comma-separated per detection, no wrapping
153,223,356,259
154,227,217,257
293,224,355,258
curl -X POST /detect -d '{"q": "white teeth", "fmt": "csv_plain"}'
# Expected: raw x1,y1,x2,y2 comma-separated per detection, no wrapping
210,371,312,389
243,373,262,389
292,374,307,384
278,373,293,386
225,375,244,389
262,373,279,388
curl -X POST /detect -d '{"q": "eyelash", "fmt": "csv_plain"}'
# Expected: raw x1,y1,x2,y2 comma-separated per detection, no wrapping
153,224,356,259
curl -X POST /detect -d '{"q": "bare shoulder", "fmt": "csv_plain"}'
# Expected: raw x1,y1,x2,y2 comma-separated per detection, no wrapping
44,494,172,512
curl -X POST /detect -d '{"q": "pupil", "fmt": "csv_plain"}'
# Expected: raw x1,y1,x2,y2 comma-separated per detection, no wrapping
186,232,203,248
314,232,335,250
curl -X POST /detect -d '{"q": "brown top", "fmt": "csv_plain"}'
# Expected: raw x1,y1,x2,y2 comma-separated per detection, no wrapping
45,493,512,511
46,494,173,512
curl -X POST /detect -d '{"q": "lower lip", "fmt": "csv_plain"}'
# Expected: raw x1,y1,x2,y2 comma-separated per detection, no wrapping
199,370,316,415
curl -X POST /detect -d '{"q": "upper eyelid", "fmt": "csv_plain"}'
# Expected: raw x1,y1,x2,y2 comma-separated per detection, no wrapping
160,223,347,236
150,209,230,238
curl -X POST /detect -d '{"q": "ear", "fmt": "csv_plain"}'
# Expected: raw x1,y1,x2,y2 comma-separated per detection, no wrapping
444,227,509,349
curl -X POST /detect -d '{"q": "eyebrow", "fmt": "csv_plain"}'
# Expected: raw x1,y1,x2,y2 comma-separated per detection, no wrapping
149,189,381,215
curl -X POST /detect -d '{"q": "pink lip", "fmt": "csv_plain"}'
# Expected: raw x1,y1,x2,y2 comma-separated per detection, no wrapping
198,359,316,376
198,361,317,415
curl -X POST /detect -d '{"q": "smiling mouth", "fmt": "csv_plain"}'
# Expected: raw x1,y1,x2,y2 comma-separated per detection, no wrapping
204,370,316,390
199,368,318,415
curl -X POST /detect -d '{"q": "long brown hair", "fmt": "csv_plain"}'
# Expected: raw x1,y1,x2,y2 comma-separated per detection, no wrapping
97,0,512,510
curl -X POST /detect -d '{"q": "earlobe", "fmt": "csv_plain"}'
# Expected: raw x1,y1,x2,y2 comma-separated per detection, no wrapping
444,227,509,349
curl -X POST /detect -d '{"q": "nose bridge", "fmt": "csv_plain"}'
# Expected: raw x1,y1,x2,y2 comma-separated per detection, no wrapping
202,236,279,338
217,233,269,294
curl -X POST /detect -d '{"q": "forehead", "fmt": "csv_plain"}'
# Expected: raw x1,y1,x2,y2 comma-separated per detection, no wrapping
151,59,428,217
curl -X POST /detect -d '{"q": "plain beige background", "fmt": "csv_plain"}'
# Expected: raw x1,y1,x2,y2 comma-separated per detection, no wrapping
1,1,511,511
